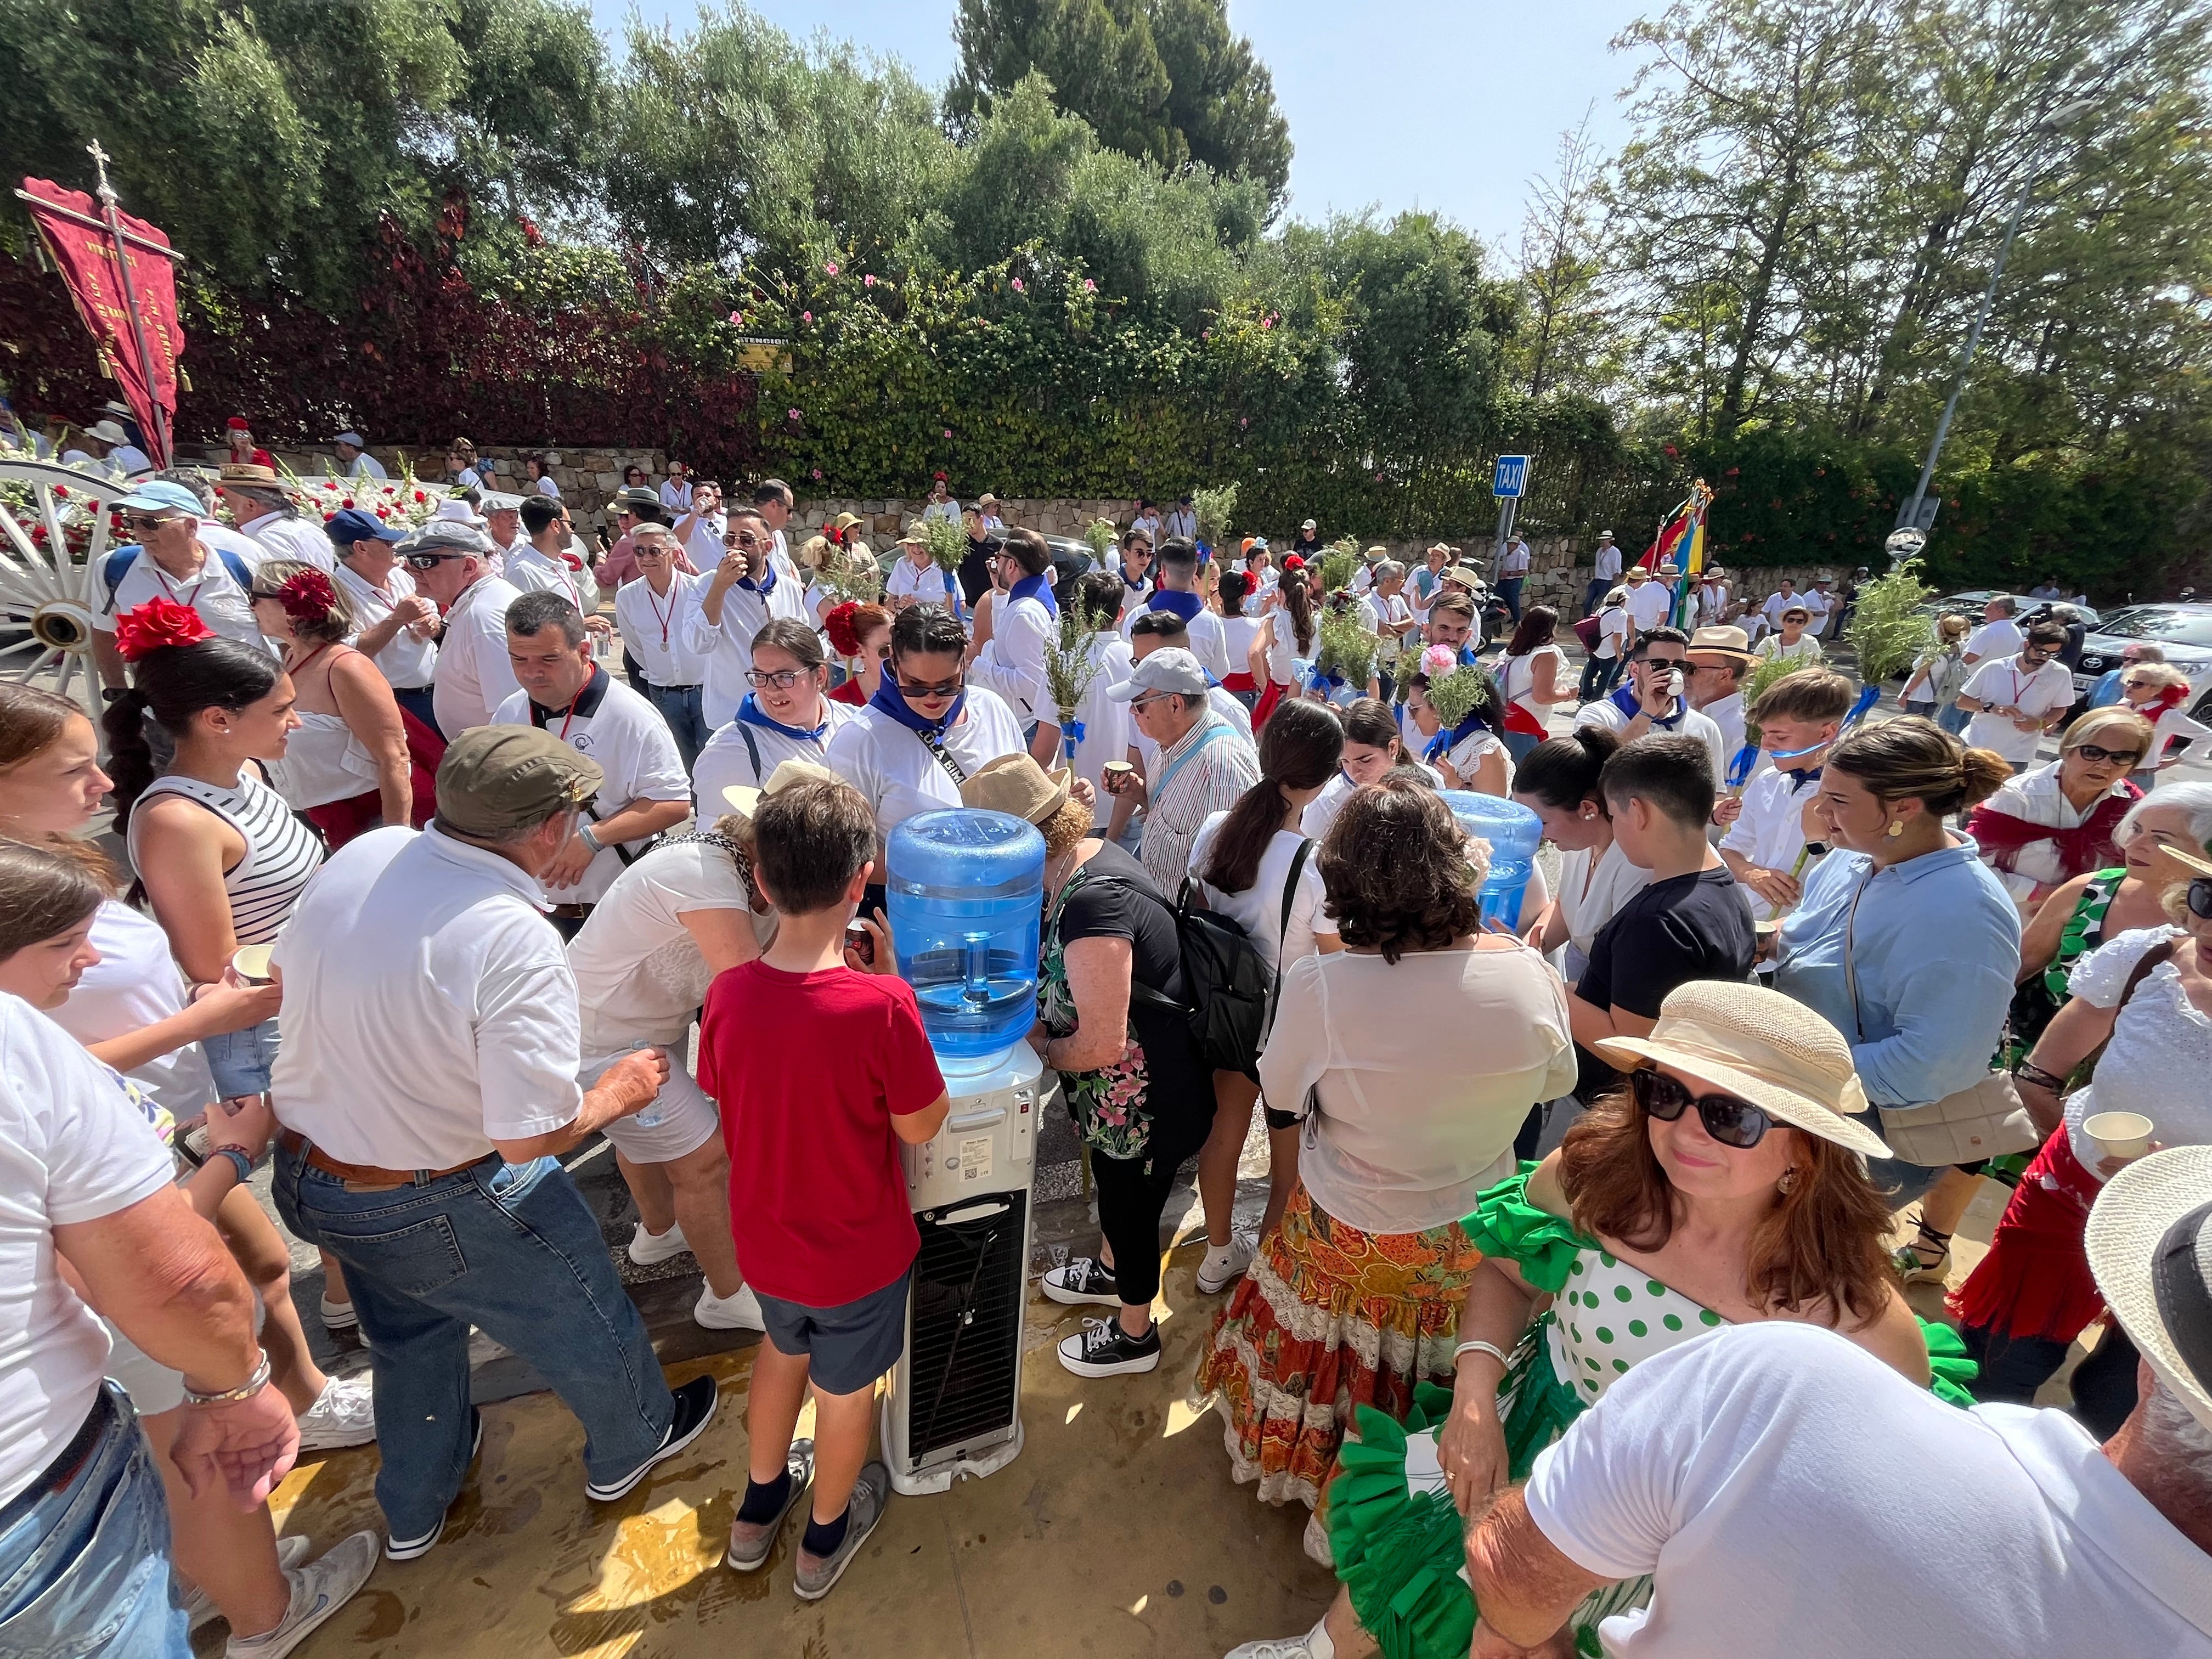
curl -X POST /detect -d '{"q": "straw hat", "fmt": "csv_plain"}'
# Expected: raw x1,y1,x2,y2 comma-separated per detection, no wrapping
1686,624,1755,665
1623,565,1652,583
2084,1144,2212,1432
217,463,283,490
720,757,837,820
959,752,1071,825
1589,980,1891,1159
1443,566,1485,590
830,511,865,533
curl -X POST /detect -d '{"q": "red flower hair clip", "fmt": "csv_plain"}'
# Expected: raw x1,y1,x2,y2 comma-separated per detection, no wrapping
276,568,339,624
113,598,214,662
823,601,863,658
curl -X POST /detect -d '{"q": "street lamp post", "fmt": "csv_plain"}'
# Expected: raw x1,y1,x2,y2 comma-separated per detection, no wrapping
1898,98,2096,554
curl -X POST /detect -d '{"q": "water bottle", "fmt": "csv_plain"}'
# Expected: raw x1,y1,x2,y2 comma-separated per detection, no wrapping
887,809,1045,1076
628,1041,666,1128
1441,790,1543,930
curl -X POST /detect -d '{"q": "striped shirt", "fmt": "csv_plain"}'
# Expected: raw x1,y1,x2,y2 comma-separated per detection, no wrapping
129,769,323,945
1138,713,1259,896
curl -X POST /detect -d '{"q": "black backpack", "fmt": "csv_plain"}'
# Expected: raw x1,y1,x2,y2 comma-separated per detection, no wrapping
1132,840,1312,1082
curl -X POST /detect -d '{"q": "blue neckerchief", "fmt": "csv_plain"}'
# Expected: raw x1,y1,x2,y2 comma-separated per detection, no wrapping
1609,681,1683,730
1782,766,1823,787
736,692,828,744
1147,588,1202,622
868,673,966,740
737,554,778,595
1425,707,1492,763
1121,568,1147,591
1010,571,1058,617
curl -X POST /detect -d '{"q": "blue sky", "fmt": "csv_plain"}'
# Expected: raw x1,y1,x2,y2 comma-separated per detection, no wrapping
590,1,1653,258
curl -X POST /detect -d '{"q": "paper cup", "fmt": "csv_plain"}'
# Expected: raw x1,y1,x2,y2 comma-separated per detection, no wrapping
2083,1110,2154,1164
230,945,275,985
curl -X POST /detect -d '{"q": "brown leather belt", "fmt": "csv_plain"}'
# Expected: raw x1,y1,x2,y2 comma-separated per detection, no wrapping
278,1130,484,1190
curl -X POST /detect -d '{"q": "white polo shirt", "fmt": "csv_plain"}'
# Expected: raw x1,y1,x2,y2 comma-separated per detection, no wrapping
334,560,437,690
270,825,584,1169
693,697,858,820
1120,594,1231,679
342,452,389,480
239,510,337,573
678,508,726,573
1720,765,1822,919
968,586,1054,725
492,668,690,904
1962,653,2075,763
681,551,811,727
1625,580,1675,633
1523,1322,2212,1659
615,571,711,687
431,573,524,737
1965,617,2026,661
826,689,1027,845
503,544,585,611
1575,695,1728,779
92,542,262,650
885,555,960,607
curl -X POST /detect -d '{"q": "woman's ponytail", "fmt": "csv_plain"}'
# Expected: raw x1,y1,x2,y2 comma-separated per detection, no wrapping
100,687,157,833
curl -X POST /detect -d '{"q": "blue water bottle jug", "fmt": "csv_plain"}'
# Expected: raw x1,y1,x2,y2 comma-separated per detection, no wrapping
887,809,1046,1075
1440,790,1543,930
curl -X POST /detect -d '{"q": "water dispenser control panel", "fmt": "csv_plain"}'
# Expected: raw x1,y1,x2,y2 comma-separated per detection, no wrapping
902,1043,1043,1212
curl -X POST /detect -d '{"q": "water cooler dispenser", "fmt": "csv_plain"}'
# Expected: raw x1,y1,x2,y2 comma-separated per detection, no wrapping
1441,790,1543,928
878,809,1047,1497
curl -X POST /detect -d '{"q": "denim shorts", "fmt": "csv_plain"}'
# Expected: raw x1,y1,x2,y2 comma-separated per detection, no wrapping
758,1268,912,1396
203,1015,279,1100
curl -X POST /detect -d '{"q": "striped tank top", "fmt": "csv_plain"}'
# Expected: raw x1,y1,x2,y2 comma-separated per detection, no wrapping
129,769,324,944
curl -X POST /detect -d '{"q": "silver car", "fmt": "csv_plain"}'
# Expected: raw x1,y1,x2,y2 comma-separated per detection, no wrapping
2072,604,2212,713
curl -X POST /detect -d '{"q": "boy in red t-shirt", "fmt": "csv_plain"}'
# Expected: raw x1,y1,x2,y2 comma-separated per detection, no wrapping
699,776,949,1600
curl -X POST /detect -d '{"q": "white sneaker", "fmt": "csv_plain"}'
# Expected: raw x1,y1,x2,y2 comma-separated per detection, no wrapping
1226,1620,1334,1658
317,1295,357,1333
295,1373,377,1451
628,1221,693,1267
695,1282,768,1331
184,1537,311,1631
1196,1231,1257,1295
224,1531,379,1657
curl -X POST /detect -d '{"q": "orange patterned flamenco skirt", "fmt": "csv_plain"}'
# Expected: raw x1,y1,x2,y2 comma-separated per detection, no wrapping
1193,1185,1482,1558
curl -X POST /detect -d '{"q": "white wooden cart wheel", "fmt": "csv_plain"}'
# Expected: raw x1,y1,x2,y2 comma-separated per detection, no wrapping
0,458,131,715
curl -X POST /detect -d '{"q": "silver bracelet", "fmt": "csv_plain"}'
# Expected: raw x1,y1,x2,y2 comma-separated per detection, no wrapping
1453,1339,1512,1370
183,1348,272,1408
577,824,603,854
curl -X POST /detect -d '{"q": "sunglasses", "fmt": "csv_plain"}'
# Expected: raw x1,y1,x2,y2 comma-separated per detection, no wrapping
124,513,180,533
896,676,963,699
2071,742,2143,766
1630,1066,1775,1150
2189,877,2212,920
403,552,469,570
723,531,764,549
744,668,809,689
2020,647,2055,663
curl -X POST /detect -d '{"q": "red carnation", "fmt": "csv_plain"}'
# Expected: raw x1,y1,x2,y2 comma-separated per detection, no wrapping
413,490,426,503
114,599,214,662
53,485,68,499
824,601,864,657
276,568,339,625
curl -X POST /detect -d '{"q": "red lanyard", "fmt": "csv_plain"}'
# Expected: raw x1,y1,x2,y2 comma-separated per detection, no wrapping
151,561,205,604
556,684,584,741
645,581,674,648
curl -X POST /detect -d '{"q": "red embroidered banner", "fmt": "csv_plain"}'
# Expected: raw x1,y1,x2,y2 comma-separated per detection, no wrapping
20,177,184,463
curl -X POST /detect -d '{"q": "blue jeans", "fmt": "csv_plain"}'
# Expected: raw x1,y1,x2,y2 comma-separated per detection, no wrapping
392,685,439,737
1497,577,1525,622
273,1146,674,1540
203,1016,278,1100
1503,728,1544,765
646,684,709,775
1581,578,1609,619
0,1386,188,1657
1937,703,1972,736
1578,653,1622,700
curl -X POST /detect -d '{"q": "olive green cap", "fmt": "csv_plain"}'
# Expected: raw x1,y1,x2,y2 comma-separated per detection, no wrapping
435,727,602,838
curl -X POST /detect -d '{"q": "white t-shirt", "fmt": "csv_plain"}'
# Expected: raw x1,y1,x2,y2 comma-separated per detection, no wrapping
614,571,712,688
1961,654,2074,763
1500,644,1567,722
691,698,857,820
1301,764,1445,844
46,902,217,1119
1189,818,1335,970
0,997,177,1506
491,671,690,904
271,826,585,1168
1554,838,1652,977
532,474,561,499
504,544,585,611
1720,767,1822,921
1759,590,1802,631
1523,1322,2212,1659
2061,925,2212,1181
1595,606,1629,661
1498,540,1532,577
1221,613,1265,675
1068,634,1135,826
1122,597,1231,679
825,689,1028,846
343,452,390,480
432,573,524,737
1965,618,2025,662
333,560,437,690
241,512,339,574
1754,633,1824,665
567,838,765,1057
885,556,960,607
658,478,693,514
1625,582,1674,633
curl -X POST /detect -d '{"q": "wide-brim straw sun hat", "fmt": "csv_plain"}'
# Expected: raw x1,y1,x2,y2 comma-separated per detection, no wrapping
1590,980,1892,1159
1623,565,1651,582
959,752,1071,825
720,757,837,820
2084,1144,2212,1432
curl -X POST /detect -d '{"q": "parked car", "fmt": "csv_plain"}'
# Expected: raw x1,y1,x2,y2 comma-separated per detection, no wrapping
1916,589,2103,629
2071,604,2212,714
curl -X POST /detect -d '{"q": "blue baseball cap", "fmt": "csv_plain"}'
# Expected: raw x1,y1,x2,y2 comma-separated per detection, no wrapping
112,481,202,517
325,506,404,547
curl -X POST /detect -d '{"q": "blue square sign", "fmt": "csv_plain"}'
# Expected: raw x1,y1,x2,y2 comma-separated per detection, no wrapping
1492,455,1530,498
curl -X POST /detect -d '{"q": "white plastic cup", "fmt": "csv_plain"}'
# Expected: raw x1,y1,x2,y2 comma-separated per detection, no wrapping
230,945,275,985
2084,1110,2154,1164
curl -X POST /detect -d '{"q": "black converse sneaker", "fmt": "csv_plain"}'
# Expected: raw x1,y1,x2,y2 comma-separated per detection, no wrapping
1057,1317,1161,1377
1041,1257,1120,1307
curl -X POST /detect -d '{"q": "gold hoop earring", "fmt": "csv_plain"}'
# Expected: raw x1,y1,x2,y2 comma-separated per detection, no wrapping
1778,1166,1799,1195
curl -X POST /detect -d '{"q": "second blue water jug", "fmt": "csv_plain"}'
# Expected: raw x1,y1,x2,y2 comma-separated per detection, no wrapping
887,809,1045,1074
1440,790,1543,930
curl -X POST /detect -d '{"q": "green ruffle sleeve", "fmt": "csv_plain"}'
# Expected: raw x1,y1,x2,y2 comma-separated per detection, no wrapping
1920,1316,1979,1409
1459,1163,1596,1295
